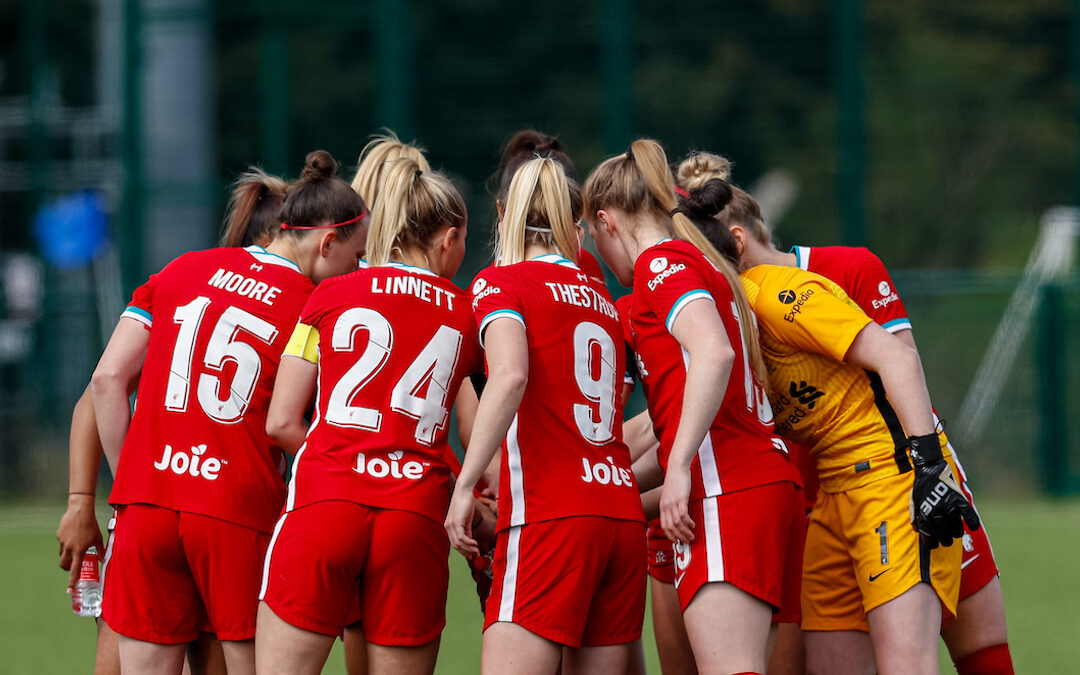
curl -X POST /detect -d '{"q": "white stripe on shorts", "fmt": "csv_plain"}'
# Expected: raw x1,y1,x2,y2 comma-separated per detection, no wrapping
259,512,289,600
506,415,526,527
498,526,522,622
704,497,725,581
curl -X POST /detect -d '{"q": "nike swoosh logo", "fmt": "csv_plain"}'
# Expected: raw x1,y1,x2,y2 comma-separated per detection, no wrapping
961,554,980,570
869,570,889,582
674,573,685,588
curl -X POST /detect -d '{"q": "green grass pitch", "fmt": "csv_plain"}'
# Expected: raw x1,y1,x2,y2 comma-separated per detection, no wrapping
1,498,1076,673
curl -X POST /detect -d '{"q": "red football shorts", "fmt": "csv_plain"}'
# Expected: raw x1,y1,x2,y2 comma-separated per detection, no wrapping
485,516,646,648
673,482,804,624
102,504,269,643
647,519,676,584
260,500,449,646
955,477,999,601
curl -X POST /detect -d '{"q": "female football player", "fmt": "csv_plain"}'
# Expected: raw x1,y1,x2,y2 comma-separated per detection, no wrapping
351,131,431,206
90,150,367,675
677,165,977,675
681,150,1010,675
446,156,645,675
257,157,477,675
582,139,803,675
58,166,292,675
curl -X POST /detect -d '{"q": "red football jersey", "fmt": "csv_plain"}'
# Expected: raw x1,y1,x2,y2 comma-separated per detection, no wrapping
792,246,910,333
471,254,645,531
108,246,315,533
286,263,481,524
627,240,799,499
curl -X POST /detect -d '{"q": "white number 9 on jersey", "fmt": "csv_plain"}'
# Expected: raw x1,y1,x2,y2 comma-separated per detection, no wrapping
573,321,617,445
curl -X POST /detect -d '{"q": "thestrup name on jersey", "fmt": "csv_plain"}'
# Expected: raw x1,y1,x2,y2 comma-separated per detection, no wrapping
353,450,428,480
207,268,282,306
580,456,634,487
471,278,501,309
872,292,899,310
153,444,224,481
646,261,687,291
371,275,456,309
783,288,815,322
543,282,618,319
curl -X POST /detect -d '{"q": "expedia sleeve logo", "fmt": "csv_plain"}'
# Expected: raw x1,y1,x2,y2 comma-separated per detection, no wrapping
649,257,668,274
472,278,487,294
646,257,687,291
471,277,502,309
878,281,891,296
872,280,900,310
781,288,814,322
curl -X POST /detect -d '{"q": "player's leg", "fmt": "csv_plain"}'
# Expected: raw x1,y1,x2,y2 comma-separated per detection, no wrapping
344,625,368,675
943,576,1012,674
564,643,632,675
645,520,697,674
185,632,226,675
365,640,441,675
624,638,647,675
766,623,805,675
95,618,121,675
482,622,562,675
683,582,773,673
650,577,697,674
803,631,874,675
118,636,186,675
255,602,336,675
866,583,941,675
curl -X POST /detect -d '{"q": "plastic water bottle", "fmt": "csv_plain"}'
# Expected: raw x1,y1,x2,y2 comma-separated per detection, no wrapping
72,546,102,617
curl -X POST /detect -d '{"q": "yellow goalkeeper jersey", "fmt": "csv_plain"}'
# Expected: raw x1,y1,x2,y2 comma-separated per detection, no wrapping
741,264,932,493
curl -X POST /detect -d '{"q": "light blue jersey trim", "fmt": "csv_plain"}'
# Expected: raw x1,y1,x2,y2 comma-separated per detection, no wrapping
244,245,302,273
479,309,526,349
122,306,152,327
790,246,811,270
882,318,912,333
529,253,580,269
666,289,714,334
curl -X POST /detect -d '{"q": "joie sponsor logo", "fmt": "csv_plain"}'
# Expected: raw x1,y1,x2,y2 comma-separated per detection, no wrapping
646,256,687,291
781,288,814,322
580,456,634,487
153,444,224,481
353,449,427,480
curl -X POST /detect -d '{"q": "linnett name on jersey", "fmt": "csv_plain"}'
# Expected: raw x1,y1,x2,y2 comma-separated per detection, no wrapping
371,275,455,309
208,268,282,306
543,282,617,319
153,444,224,481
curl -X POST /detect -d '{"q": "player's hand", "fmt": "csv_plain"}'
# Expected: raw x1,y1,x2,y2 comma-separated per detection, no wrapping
908,433,980,548
57,494,104,593
659,467,695,543
445,488,479,557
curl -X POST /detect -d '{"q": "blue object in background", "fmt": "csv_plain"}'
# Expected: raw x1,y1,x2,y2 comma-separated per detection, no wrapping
32,190,110,269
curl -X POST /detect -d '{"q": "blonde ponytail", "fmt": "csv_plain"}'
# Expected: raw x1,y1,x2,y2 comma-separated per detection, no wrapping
352,132,431,206
366,157,465,267
497,157,578,266
585,139,769,388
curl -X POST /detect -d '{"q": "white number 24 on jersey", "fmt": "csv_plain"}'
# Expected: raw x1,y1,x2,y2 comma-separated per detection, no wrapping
324,308,463,446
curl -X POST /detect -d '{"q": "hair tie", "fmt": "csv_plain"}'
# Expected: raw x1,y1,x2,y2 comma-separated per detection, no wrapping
625,147,635,162
281,207,369,231
415,169,423,179
669,208,681,218
524,225,552,233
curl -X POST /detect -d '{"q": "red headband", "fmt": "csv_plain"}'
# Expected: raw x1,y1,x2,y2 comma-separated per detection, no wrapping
674,185,690,199
281,208,368,231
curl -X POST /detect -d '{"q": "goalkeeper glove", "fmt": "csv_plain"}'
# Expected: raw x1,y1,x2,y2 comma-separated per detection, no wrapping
907,433,980,548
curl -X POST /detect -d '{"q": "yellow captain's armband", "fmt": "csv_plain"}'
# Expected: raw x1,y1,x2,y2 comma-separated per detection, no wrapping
284,322,320,363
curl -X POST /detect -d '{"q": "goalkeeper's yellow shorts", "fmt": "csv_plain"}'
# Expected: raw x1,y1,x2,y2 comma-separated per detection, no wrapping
801,461,962,632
